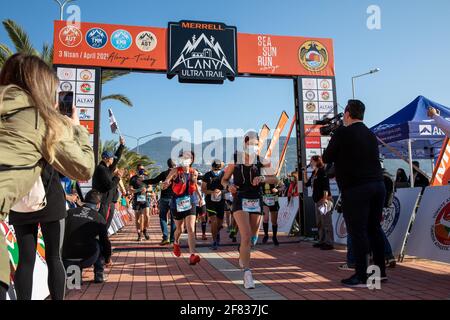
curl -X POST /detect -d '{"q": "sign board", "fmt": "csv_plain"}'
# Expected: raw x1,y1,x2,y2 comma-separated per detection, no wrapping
406,186,450,263
167,21,237,83
273,197,300,233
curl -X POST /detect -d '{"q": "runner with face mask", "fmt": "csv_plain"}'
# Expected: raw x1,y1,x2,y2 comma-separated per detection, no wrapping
163,151,204,265
129,164,151,241
202,159,226,250
222,131,278,289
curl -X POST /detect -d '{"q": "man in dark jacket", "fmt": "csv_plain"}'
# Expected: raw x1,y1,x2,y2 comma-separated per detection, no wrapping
323,99,386,288
92,136,125,228
62,191,112,283
144,159,176,245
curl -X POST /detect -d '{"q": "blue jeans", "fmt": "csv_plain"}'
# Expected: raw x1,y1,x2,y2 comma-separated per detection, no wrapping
159,198,176,241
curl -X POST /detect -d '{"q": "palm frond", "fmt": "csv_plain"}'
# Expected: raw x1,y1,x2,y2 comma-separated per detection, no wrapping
101,94,133,107
41,43,53,66
0,43,13,67
101,69,130,84
2,19,37,55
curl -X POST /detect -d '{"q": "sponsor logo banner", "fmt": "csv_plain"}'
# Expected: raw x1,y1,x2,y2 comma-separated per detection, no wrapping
237,34,334,76
80,120,95,134
167,21,237,83
75,94,95,107
54,21,166,70
77,107,95,120
76,82,95,94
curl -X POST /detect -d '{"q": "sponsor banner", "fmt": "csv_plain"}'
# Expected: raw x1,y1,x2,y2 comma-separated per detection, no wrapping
304,125,322,137
77,82,96,95
167,20,237,83
77,107,95,121
406,186,450,263
318,90,333,102
305,148,321,159
304,113,319,125
270,197,300,233
303,101,318,113
57,67,77,81
1,221,50,300
319,102,334,113
58,81,75,92
77,69,96,82
237,33,335,77
75,94,95,107
54,20,167,71
80,120,95,134
305,137,321,149
332,188,423,255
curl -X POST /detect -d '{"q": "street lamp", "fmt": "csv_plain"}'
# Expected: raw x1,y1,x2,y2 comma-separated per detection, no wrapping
351,68,380,99
53,0,75,20
122,131,162,154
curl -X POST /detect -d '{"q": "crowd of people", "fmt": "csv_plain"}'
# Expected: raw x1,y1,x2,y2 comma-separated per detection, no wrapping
0,53,442,300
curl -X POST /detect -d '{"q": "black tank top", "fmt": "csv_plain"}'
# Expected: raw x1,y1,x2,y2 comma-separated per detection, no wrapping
233,152,262,198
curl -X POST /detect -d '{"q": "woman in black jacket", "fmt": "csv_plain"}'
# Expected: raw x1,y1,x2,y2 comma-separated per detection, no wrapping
9,163,68,300
305,155,334,250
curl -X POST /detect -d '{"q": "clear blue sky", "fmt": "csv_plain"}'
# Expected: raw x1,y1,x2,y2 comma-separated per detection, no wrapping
1,0,450,146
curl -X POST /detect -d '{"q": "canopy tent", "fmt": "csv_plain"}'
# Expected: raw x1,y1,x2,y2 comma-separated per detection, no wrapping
371,96,450,185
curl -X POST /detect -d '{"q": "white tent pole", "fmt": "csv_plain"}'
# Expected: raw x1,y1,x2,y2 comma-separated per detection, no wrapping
408,139,414,188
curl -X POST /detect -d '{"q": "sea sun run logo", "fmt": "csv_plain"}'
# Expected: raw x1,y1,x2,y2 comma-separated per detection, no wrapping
382,197,400,237
111,29,132,51
86,28,108,49
431,198,450,249
299,40,329,72
170,33,235,79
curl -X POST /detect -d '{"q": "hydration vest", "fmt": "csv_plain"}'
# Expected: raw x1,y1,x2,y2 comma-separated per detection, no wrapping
172,167,197,196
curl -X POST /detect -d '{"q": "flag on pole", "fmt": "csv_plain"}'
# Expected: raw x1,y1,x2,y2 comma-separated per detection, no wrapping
108,109,119,134
276,114,296,176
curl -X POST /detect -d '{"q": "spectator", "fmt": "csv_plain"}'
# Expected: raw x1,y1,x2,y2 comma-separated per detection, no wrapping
305,155,334,250
62,191,112,284
428,106,450,137
92,136,125,228
0,53,95,300
409,161,430,189
395,168,409,190
322,99,387,287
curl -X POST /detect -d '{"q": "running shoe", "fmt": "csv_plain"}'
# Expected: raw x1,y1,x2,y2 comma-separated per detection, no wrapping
173,243,181,257
386,258,397,268
243,270,255,289
320,244,334,250
202,234,207,241
262,235,269,244
211,241,218,251
160,239,170,246
189,254,201,265
216,232,221,244
137,233,142,242
143,230,150,240
251,236,258,247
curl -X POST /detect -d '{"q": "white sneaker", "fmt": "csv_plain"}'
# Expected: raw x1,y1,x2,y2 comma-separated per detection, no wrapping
243,270,255,289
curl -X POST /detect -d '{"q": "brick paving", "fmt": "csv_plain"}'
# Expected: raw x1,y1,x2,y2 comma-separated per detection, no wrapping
65,215,450,300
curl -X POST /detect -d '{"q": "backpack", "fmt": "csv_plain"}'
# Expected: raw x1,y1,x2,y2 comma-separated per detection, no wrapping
172,167,197,196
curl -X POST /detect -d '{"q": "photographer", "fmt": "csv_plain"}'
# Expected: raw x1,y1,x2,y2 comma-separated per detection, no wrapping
322,100,387,287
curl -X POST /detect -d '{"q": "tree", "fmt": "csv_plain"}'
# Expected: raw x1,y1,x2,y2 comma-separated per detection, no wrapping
0,19,133,107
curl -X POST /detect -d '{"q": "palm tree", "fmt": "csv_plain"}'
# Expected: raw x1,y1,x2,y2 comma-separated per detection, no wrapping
0,19,133,107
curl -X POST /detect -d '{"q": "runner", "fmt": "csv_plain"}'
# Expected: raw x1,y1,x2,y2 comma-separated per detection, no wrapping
202,159,226,250
162,151,204,265
129,164,151,242
262,183,280,246
194,180,208,240
221,131,278,289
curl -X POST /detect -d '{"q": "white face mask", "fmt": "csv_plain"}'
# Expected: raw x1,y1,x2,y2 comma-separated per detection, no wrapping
245,145,259,156
180,159,192,167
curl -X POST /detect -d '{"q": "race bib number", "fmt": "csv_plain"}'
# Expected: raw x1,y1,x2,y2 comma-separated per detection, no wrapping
242,198,261,213
211,192,222,202
263,194,276,207
176,196,192,212
137,195,146,203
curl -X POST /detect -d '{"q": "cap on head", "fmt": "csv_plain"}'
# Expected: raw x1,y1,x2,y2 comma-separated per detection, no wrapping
101,150,116,160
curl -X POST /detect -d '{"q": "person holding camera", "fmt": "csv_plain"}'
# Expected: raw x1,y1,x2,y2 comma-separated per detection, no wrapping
305,155,334,250
0,53,95,300
322,100,387,287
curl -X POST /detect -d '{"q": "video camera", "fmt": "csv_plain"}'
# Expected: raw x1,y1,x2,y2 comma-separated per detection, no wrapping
315,113,344,136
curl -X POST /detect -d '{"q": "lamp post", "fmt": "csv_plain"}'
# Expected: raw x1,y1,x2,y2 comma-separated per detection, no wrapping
53,0,75,20
122,131,162,154
351,68,380,99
